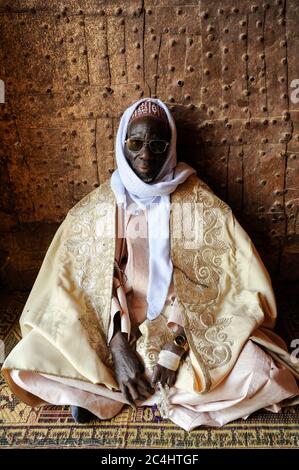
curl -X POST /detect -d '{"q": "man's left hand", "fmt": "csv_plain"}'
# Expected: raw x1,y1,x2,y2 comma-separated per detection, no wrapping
151,341,185,388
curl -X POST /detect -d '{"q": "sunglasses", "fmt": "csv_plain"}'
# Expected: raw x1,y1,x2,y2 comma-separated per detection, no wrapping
125,138,169,154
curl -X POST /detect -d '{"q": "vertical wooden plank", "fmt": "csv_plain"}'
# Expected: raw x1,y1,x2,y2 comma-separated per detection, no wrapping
168,33,186,103
63,16,89,85
107,15,126,85
85,15,110,86
287,0,299,113
156,33,170,100
218,10,248,120
184,35,202,107
125,15,144,86
144,8,161,96
264,1,288,115
200,1,222,120
247,8,268,117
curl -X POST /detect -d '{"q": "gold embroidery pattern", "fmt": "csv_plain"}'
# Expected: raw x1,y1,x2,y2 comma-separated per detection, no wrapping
136,314,174,372
189,312,233,369
61,182,116,365
171,175,234,390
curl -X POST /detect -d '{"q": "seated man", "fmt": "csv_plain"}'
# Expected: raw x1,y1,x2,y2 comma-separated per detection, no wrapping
2,98,299,431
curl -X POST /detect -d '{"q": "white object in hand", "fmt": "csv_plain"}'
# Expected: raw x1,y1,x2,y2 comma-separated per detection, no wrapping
157,349,181,371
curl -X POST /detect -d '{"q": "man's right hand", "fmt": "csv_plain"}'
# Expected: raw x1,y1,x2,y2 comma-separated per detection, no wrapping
110,330,155,405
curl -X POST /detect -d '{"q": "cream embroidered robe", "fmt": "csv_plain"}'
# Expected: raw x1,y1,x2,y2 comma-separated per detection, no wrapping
2,174,299,406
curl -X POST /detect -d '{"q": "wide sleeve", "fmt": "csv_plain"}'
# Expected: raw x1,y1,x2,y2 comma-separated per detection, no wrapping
2,207,119,394
233,215,277,330
175,208,284,393
170,176,299,393
239,215,299,379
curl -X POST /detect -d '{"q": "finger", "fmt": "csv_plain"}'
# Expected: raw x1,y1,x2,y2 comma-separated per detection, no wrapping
121,385,135,408
136,389,152,401
136,382,155,399
136,384,153,398
137,358,145,373
164,370,172,385
136,373,155,394
160,368,170,387
126,381,139,402
168,372,176,388
166,375,173,387
133,374,154,399
151,367,160,386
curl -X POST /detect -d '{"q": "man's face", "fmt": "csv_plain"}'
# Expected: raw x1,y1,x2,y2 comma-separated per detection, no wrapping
124,116,170,183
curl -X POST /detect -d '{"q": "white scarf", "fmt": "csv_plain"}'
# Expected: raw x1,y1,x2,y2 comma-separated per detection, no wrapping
111,98,196,320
